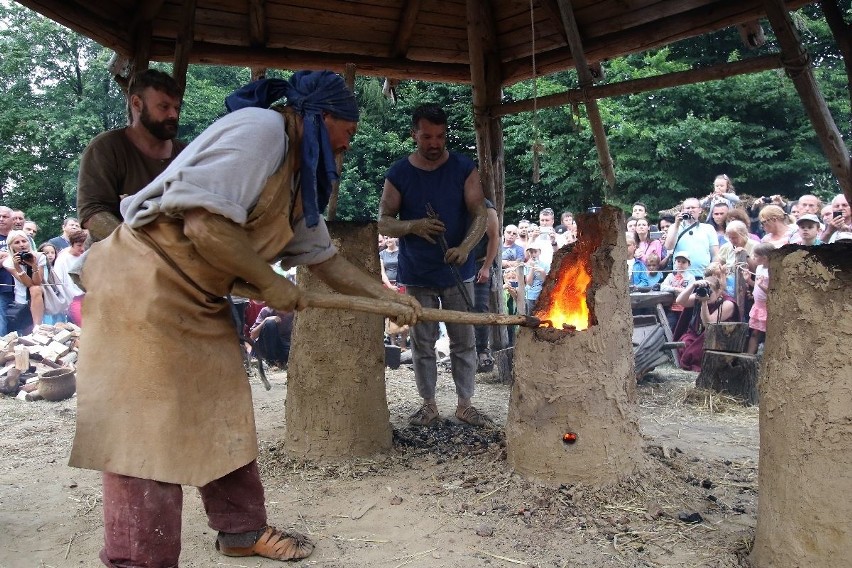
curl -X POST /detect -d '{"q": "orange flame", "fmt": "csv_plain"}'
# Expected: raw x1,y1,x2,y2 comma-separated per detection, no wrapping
534,227,601,331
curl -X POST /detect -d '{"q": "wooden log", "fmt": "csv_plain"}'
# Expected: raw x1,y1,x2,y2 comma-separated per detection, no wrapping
13,345,29,372
695,350,759,405
704,322,749,353
492,346,514,385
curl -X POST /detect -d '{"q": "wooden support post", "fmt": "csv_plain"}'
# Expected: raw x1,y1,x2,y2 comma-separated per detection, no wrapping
555,0,615,189
763,0,852,202
132,22,151,74
819,0,852,117
467,0,508,351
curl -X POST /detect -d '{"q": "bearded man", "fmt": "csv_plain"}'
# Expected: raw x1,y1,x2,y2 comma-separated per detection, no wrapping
77,69,185,241
69,71,420,566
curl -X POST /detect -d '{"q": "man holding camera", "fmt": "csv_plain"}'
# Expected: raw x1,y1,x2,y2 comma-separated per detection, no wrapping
664,198,719,277
821,194,852,243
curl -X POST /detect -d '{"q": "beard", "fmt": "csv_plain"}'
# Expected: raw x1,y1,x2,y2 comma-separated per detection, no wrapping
140,104,178,141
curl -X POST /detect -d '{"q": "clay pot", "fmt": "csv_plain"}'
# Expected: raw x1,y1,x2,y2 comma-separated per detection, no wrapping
37,368,76,402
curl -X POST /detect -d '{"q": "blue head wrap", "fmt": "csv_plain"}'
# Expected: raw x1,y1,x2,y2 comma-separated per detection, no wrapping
225,71,359,228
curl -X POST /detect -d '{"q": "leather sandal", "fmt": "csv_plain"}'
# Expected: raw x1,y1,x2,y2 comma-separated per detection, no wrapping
455,405,492,427
216,526,314,561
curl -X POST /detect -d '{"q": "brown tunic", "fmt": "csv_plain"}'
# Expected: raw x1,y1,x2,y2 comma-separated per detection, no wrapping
69,110,300,487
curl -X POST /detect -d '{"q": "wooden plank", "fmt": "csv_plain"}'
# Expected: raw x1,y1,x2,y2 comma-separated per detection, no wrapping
655,303,680,367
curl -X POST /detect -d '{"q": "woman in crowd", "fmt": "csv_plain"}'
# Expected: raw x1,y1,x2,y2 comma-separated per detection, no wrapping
657,214,675,266
725,208,760,241
2,229,46,332
675,275,739,372
632,218,662,265
758,205,796,248
379,236,400,290
715,220,757,294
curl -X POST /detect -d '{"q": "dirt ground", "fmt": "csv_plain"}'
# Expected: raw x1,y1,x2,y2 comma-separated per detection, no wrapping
0,362,759,568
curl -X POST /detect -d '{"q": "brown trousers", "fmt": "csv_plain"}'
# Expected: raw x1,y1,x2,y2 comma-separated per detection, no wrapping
100,460,267,568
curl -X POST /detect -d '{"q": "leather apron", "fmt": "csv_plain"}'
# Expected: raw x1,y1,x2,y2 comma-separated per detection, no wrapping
69,109,302,487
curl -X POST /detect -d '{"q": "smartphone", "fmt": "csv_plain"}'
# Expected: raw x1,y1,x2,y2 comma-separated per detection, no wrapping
834,210,843,219
510,281,518,288
649,231,662,240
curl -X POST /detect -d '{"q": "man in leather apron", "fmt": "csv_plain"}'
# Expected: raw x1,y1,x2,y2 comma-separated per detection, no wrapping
69,71,419,567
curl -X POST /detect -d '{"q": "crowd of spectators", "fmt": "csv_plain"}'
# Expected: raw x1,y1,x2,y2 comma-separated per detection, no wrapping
0,207,87,335
625,176,850,371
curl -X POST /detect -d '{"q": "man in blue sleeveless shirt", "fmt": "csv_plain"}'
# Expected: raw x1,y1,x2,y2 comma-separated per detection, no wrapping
379,104,489,427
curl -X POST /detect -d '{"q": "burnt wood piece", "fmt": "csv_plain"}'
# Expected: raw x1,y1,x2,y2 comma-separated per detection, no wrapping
492,346,514,385
633,324,669,381
696,350,759,405
703,322,749,353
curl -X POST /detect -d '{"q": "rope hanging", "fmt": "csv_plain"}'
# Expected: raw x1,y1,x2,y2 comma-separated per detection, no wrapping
529,0,543,184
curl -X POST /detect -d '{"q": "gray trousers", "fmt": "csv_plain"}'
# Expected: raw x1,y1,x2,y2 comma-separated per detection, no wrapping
406,283,476,401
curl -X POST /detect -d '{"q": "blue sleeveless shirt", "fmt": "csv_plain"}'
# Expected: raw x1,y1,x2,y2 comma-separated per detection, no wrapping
386,152,476,288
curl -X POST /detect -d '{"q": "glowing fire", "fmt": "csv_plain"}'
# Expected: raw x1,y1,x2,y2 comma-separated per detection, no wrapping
533,228,601,331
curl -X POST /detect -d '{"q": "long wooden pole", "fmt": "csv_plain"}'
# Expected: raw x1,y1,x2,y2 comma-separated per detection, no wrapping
555,0,615,189
327,63,356,222
303,293,541,328
762,0,852,200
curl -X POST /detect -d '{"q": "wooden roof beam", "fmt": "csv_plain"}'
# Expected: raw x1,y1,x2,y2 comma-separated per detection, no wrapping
249,0,267,47
15,0,128,53
172,0,197,93
555,0,615,190
147,40,471,83
128,0,165,73
391,0,422,58
494,54,785,116
248,0,268,80
500,0,813,85
763,0,852,199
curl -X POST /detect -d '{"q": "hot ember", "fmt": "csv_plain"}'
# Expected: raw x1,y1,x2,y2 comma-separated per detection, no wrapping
532,216,605,331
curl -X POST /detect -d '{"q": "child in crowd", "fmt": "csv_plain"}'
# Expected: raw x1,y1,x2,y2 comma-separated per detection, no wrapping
794,214,823,246
660,251,696,330
524,245,548,314
742,243,774,354
644,253,664,288
37,242,68,324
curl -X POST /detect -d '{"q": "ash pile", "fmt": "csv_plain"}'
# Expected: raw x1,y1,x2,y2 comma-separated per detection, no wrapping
393,421,506,460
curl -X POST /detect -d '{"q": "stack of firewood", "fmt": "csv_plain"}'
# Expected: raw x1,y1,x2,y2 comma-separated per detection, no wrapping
0,323,80,399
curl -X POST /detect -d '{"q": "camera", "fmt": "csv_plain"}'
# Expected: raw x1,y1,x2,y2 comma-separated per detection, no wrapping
761,196,773,204
695,283,711,298
833,210,843,219
18,251,33,262
680,212,693,222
